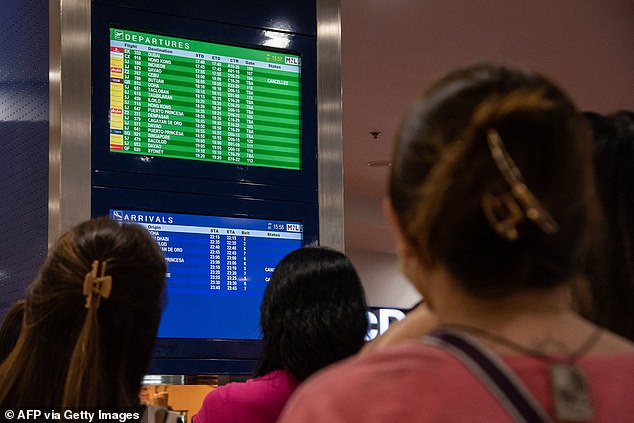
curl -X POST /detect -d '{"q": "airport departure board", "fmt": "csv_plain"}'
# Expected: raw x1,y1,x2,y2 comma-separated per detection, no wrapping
108,28,302,170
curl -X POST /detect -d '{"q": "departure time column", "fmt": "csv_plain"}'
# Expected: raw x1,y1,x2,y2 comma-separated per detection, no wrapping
226,59,241,163
209,56,224,161
194,54,207,159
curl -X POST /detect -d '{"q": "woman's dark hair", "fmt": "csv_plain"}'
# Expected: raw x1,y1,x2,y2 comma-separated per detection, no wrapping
0,217,166,407
0,300,25,364
389,63,597,298
583,111,634,341
256,247,368,382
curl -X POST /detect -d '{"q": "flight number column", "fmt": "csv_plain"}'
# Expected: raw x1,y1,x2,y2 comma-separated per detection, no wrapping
123,48,144,153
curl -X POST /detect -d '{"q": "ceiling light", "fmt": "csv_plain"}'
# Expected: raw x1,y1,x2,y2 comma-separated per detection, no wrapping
367,160,392,167
262,30,291,49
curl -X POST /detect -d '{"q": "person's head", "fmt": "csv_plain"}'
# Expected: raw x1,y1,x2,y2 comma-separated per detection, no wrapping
583,110,634,341
0,217,166,407
0,300,25,364
388,63,596,301
257,247,368,382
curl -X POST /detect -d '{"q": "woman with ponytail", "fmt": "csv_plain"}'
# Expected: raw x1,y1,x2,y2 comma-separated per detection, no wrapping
279,64,634,423
0,217,166,409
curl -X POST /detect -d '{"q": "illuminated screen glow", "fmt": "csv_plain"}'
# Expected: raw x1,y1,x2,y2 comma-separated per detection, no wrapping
110,209,303,339
108,28,302,170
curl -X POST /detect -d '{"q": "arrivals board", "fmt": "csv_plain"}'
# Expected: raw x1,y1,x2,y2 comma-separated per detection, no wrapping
108,28,302,170
110,209,303,339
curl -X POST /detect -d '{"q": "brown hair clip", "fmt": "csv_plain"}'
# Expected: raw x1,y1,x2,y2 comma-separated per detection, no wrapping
83,260,112,309
482,129,559,241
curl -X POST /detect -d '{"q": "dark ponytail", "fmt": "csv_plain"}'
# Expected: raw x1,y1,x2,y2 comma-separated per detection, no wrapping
0,218,166,408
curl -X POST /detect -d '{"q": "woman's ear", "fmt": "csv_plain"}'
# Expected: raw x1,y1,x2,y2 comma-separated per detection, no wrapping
383,198,416,259
383,198,420,283
383,198,434,302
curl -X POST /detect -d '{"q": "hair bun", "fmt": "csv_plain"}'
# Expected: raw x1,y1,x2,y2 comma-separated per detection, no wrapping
470,88,557,136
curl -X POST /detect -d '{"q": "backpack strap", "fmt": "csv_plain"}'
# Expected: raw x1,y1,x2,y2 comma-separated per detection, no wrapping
425,328,554,423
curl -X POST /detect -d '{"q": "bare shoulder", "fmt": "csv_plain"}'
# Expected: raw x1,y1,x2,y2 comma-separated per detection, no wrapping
593,330,634,355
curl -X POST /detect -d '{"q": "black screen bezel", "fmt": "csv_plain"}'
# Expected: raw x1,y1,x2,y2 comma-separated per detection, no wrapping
91,4,317,190
92,186,318,374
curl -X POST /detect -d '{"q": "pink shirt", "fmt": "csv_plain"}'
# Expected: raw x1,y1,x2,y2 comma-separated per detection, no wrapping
195,370,299,423
279,343,634,423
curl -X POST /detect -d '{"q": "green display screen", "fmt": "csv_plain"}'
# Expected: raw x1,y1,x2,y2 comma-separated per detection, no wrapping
109,28,301,170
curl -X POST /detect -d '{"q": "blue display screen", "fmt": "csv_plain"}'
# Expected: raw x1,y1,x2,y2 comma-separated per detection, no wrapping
110,209,303,339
